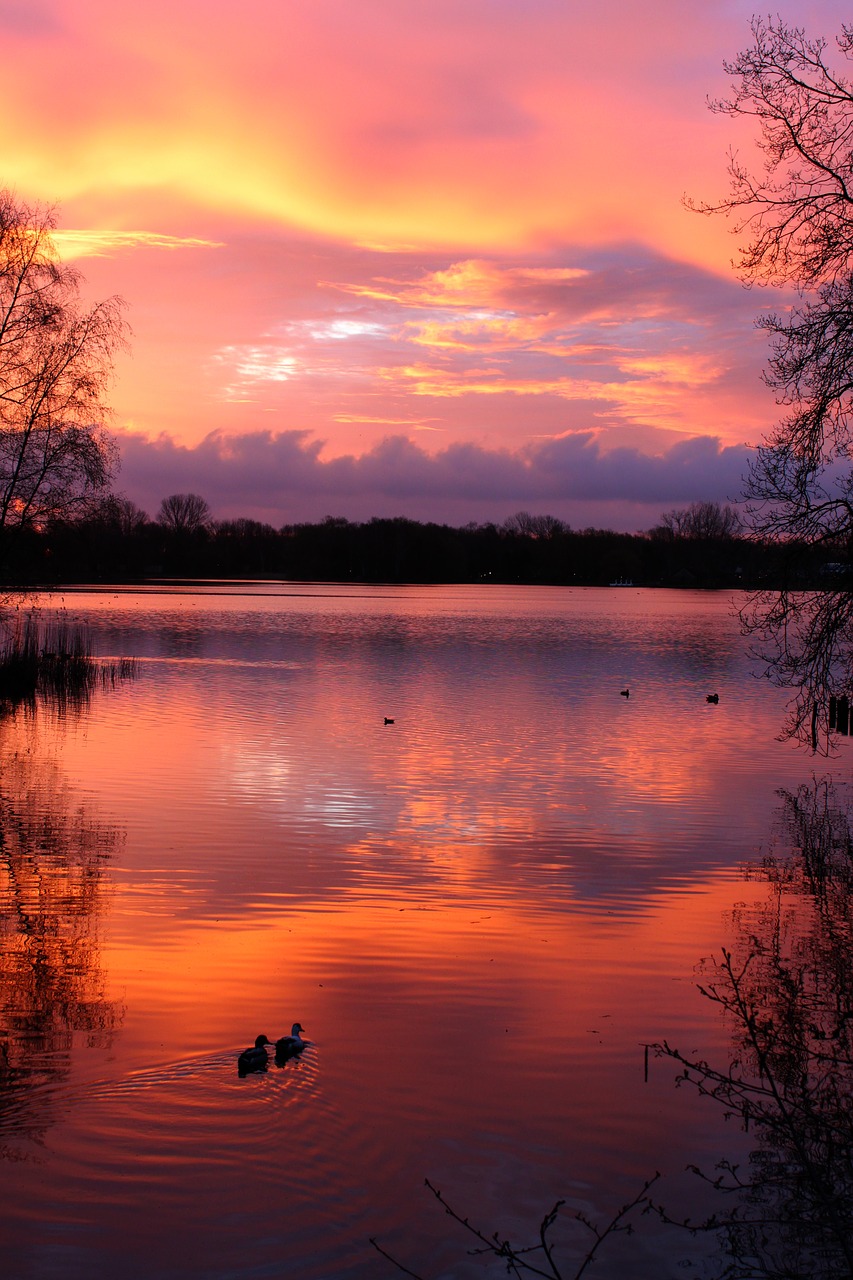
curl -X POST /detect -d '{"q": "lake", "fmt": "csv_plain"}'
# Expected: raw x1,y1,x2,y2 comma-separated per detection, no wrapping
0,583,844,1279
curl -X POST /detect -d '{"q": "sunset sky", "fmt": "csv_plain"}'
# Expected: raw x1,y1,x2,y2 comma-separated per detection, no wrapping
3,0,849,530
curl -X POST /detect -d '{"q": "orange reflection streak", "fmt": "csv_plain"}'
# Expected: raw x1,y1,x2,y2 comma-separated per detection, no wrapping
27,591,793,1087
11,583,818,1244
50,591,784,860
101,866,764,1142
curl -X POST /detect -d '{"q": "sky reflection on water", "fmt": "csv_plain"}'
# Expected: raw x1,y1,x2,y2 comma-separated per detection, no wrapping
0,585,841,1279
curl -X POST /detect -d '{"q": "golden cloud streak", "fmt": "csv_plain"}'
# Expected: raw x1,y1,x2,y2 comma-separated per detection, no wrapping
407,314,557,351
372,360,725,432
53,230,225,259
330,259,588,311
333,414,442,428
619,352,726,384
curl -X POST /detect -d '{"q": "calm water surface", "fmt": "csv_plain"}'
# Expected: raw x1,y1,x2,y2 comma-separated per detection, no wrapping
0,585,841,1278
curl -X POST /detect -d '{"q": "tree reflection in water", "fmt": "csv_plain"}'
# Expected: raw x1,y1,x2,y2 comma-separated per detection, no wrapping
657,778,853,1278
0,705,123,1156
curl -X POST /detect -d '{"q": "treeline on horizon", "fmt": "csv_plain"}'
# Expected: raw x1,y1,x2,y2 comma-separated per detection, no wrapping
0,494,841,590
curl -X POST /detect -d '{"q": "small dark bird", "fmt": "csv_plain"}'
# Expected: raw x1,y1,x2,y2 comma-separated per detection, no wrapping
706,693,719,704
384,717,395,725
620,688,630,698
238,1034,270,1074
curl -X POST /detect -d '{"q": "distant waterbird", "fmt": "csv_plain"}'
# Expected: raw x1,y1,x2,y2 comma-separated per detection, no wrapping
384,717,395,725
706,693,719,704
237,1034,270,1074
620,688,630,698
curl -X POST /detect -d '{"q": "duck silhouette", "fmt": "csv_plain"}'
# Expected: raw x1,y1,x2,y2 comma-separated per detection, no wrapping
237,1034,270,1074
620,688,630,698
384,717,395,725
706,693,719,704
275,1023,308,1061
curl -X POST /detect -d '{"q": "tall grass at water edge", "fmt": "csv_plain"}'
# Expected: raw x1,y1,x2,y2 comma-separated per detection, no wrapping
0,614,135,710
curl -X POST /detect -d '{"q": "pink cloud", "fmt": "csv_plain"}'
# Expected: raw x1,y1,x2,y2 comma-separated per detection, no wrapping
5,0,844,523
63,219,774,470
117,426,751,533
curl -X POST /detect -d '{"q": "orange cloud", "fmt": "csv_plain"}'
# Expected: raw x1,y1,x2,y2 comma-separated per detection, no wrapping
332,260,589,310
375,357,726,428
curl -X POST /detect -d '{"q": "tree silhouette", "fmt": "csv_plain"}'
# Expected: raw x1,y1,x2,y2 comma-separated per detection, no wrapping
696,18,853,745
157,492,212,534
657,502,741,541
0,192,126,551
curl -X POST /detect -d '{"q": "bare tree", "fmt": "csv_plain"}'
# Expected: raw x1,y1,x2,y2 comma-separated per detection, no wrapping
0,192,127,539
658,501,741,540
697,18,853,746
94,494,149,536
157,492,212,534
695,17,853,287
503,511,568,538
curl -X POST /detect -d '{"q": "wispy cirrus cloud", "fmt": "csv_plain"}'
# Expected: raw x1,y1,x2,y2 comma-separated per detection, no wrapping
332,260,590,309
206,245,769,451
53,229,225,259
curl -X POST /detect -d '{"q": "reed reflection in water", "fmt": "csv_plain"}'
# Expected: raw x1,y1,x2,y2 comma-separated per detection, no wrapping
0,585,846,1279
0,703,123,1157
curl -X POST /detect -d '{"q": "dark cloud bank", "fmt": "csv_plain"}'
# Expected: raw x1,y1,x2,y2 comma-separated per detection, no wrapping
117,427,752,533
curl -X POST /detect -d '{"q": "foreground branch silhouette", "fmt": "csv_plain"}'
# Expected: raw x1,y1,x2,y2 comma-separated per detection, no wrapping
371,1174,659,1279
693,17,853,746
654,779,853,1278
374,779,853,1280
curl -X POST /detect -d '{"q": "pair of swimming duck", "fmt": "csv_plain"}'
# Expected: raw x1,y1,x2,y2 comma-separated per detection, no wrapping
238,1023,308,1072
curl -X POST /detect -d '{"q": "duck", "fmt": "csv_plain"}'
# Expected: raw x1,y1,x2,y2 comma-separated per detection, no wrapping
384,717,395,725
620,688,630,698
706,693,719,704
237,1034,270,1073
275,1023,308,1058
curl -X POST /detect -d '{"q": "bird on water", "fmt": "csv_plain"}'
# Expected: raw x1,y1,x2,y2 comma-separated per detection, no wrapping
237,1034,270,1073
275,1023,309,1058
620,688,630,698
706,693,719,704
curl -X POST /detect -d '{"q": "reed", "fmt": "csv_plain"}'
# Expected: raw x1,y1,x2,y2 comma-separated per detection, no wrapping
0,615,135,710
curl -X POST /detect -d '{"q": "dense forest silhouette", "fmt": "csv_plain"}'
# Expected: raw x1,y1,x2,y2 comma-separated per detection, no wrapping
0,496,842,589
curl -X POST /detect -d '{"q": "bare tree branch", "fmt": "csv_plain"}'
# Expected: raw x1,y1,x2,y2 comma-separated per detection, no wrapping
0,192,127,559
